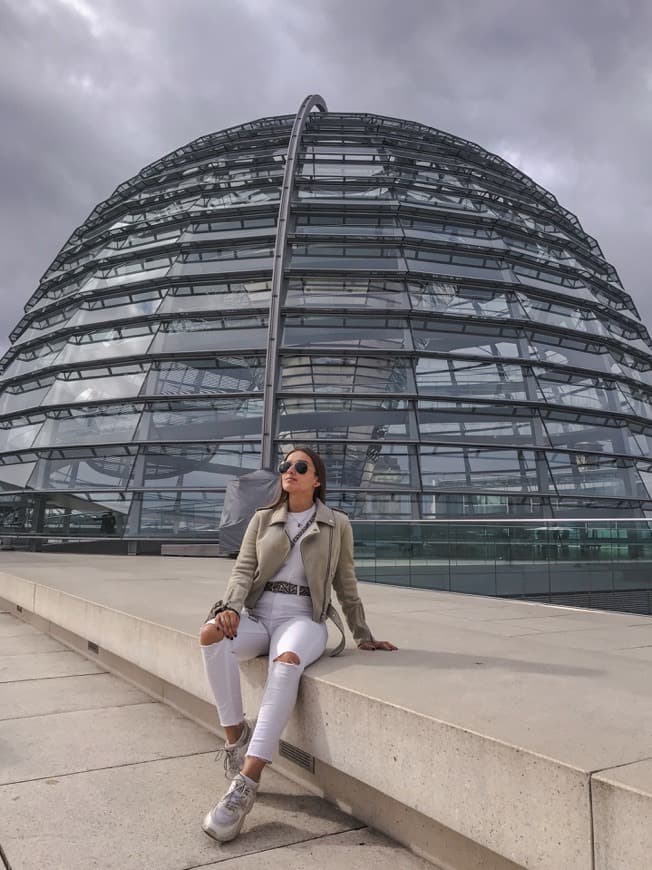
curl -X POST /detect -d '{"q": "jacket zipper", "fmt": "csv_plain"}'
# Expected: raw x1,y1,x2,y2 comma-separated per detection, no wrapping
321,525,333,621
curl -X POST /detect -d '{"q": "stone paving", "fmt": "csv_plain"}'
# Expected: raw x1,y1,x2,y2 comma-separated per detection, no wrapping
0,608,435,870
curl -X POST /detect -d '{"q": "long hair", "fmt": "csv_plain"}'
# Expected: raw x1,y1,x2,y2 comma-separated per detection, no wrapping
266,445,327,510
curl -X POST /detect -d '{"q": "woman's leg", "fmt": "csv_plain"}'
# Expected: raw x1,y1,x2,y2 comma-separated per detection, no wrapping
199,614,269,735
243,617,328,777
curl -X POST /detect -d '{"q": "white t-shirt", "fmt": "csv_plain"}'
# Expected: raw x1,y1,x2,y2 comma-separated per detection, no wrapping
266,506,315,590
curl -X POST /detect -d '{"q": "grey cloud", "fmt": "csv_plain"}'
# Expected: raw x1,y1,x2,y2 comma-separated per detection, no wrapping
1,0,651,354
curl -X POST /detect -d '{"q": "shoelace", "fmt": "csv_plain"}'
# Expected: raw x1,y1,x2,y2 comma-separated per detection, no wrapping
214,745,241,778
220,779,251,811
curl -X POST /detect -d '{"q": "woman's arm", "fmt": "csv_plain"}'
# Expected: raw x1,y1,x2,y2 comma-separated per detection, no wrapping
221,511,261,613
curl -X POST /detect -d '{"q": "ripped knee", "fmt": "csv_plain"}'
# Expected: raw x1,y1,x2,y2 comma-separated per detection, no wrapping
199,622,225,646
274,651,301,665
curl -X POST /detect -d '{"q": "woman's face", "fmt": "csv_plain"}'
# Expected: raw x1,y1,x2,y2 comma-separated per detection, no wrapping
280,450,320,501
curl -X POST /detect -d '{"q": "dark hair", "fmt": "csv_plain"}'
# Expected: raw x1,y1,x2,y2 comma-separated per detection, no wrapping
266,445,327,510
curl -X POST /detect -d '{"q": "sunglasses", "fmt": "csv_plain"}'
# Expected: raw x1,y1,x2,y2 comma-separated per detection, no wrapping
278,460,312,474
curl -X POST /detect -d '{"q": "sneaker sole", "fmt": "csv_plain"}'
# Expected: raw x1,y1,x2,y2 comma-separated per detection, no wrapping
202,813,247,843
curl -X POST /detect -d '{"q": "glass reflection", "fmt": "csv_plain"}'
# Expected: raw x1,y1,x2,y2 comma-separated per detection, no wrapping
158,281,271,314
35,405,142,447
416,359,527,400
42,492,131,536
149,316,267,353
278,397,413,441
284,315,412,350
146,357,264,396
285,278,408,309
280,355,413,394
134,491,225,535
43,368,148,406
419,446,544,492
29,451,136,490
0,421,43,453
135,398,263,442
138,443,260,488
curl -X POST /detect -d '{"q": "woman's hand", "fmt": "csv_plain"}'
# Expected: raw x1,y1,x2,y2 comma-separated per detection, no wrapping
358,640,398,651
215,609,240,639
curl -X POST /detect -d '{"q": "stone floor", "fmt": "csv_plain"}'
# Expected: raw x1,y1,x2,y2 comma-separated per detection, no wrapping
0,608,435,870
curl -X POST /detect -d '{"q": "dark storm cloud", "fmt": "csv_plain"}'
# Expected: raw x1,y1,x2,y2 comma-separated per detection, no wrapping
1,0,651,355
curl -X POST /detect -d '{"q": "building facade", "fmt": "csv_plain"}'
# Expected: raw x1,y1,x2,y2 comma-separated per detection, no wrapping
1,96,652,543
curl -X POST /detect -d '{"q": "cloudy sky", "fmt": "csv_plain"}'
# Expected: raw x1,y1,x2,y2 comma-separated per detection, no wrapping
1,0,650,356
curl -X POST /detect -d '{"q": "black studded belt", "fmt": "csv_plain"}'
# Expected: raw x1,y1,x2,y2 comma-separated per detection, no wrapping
264,581,311,597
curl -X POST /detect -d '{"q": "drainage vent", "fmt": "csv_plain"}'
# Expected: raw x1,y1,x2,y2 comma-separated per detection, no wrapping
87,641,99,654
278,740,314,773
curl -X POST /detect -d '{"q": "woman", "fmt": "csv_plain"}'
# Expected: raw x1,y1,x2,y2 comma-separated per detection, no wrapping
199,446,397,843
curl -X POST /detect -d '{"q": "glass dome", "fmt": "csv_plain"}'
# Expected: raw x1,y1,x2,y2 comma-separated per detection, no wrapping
2,96,651,540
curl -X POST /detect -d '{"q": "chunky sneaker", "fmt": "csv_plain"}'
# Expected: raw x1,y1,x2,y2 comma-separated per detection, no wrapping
215,718,254,780
202,774,258,842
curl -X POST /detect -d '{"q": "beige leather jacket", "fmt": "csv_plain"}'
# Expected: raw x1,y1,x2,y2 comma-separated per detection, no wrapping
221,498,374,656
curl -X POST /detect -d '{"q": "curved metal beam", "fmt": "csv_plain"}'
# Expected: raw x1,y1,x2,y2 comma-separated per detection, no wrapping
260,94,328,469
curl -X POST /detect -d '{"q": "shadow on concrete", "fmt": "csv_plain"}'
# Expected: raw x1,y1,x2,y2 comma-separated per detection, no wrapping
316,648,604,678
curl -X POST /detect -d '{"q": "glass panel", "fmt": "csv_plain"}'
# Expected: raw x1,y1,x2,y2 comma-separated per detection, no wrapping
68,292,161,326
294,213,399,236
410,283,511,318
146,357,264,396
1,342,65,378
180,244,274,263
0,461,37,488
158,281,271,314
284,316,412,350
133,491,225,536
43,369,147,406
0,421,43,453
135,399,263,442
331,490,416,519
308,442,416,488
419,446,544,492
41,492,131,536
527,332,613,372
277,397,414,441
298,183,393,201
418,402,543,446
416,359,528,400
0,384,52,415
543,418,642,456
290,243,402,271
620,384,652,419
138,443,260,488
0,491,38,530
35,406,142,447
29,453,136,490
149,316,267,353
285,278,409,310
280,355,414,394
412,321,521,357
546,452,647,499
405,247,510,282
171,258,273,278
57,330,155,365
519,294,606,336
422,492,543,518
534,369,617,411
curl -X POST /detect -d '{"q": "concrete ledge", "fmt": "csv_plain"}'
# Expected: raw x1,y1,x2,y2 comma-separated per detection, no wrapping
3,559,652,870
592,759,652,870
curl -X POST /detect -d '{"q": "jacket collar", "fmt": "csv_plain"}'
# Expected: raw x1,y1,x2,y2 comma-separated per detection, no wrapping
269,498,335,527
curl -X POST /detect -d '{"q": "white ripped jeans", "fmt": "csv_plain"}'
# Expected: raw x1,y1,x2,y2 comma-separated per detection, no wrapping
201,590,328,762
